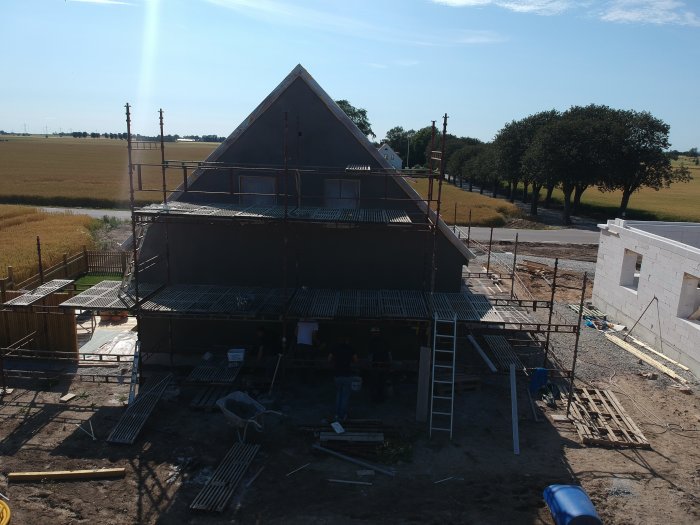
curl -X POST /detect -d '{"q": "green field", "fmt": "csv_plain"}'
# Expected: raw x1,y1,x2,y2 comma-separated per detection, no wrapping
0,136,217,208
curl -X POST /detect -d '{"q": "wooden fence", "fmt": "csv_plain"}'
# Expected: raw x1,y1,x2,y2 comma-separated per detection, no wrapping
0,249,128,294
0,291,77,354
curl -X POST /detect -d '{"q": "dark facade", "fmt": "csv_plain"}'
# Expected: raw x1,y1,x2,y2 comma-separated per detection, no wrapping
135,65,471,356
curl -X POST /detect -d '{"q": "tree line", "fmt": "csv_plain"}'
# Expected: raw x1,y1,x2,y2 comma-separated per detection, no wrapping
377,105,693,224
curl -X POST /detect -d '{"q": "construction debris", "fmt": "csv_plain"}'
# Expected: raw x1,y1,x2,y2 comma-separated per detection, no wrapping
328,478,373,486
312,444,396,477
286,463,311,477
59,393,76,403
8,468,126,482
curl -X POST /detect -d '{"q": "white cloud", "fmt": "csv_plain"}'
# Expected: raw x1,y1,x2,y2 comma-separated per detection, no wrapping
431,0,700,25
206,0,507,46
431,0,573,15
69,0,134,5
601,0,700,26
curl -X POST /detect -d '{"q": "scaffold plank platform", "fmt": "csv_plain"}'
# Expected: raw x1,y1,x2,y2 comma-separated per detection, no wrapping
135,202,412,225
59,281,160,310
186,364,241,385
483,335,524,371
190,443,260,512
106,373,172,445
3,279,74,307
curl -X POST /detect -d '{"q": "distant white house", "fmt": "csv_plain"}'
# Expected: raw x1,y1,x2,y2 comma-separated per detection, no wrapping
176,138,195,142
377,143,402,170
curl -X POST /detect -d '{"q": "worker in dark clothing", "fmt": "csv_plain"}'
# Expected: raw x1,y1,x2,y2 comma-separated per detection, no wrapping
328,336,358,421
369,327,392,403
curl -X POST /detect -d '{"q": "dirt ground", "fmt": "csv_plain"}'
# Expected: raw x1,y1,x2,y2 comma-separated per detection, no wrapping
1,344,698,524
2,242,698,524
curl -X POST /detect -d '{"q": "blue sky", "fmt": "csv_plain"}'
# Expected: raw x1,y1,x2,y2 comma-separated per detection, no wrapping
1,0,698,149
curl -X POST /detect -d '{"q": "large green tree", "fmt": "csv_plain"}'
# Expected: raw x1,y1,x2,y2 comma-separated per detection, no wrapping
335,99,375,138
597,110,691,215
494,110,559,204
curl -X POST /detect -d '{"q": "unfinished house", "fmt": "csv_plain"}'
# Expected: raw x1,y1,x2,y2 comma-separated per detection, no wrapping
593,219,700,376
57,65,570,440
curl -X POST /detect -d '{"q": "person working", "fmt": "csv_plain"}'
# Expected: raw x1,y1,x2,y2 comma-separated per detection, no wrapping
328,335,358,421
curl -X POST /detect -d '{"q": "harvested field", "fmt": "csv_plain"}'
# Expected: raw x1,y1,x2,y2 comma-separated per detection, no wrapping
0,136,217,208
0,205,96,282
409,178,521,226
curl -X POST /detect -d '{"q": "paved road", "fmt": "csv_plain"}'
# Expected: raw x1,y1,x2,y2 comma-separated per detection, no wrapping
41,206,131,220
456,226,600,244
39,207,600,243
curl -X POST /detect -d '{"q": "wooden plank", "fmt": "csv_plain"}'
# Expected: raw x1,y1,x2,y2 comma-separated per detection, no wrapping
59,393,76,403
9,468,125,482
626,335,690,371
320,432,384,443
605,333,688,384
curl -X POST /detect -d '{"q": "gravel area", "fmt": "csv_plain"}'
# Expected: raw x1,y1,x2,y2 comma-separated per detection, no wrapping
473,253,597,276
542,303,698,388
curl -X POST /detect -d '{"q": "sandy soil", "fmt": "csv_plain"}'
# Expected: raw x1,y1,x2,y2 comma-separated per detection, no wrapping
1,350,698,524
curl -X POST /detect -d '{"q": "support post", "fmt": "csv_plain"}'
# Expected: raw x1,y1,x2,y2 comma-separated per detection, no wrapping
486,227,493,274
125,102,141,385
453,202,457,233
429,114,448,297
467,209,471,247
63,253,68,278
159,108,167,204
510,233,519,299
282,112,289,351
37,236,44,284
542,258,559,366
566,272,587,416
510,363,520,455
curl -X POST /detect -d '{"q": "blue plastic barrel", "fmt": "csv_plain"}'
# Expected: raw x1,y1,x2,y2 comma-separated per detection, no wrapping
543,485,602,525
529,367,548,394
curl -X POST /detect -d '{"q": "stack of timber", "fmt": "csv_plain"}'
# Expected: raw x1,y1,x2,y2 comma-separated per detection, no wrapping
302,419,394,460
605,333,689,385
565,387,650,449
190,443,260,512
107,374,172,444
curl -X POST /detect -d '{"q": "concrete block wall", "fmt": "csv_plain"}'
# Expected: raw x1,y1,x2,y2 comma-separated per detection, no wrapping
592,219,700,376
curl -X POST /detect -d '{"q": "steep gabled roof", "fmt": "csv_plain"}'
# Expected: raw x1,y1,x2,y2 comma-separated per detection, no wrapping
172,64,472,260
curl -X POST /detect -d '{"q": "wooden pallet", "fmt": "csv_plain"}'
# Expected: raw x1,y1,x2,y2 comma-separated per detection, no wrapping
566,387,650,449
189,386,231,411
190,443,260,512
107,374,171,445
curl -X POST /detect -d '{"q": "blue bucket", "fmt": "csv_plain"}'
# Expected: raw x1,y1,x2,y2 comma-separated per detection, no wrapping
543,484,602,525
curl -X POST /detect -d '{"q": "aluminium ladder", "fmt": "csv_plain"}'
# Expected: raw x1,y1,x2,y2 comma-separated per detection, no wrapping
429,314,457,438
